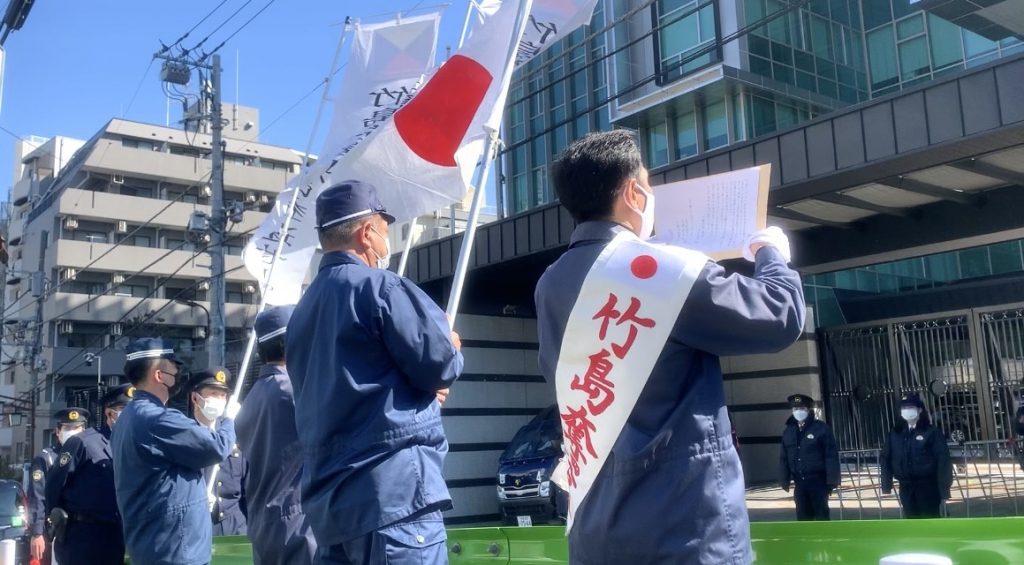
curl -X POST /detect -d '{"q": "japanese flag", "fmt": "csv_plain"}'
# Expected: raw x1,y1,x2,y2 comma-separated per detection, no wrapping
342,0,535,224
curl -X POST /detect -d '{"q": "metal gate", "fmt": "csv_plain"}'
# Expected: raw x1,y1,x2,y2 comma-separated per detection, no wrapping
820,304,1024,450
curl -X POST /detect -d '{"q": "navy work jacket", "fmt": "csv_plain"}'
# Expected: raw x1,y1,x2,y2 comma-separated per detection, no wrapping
235,364,317,564
536,222,805,565
45,426,120,524
208,446,248,536
28,446,57,535
881,416,953,499
287,251,463,545
111,389,235,565
778,416,841,489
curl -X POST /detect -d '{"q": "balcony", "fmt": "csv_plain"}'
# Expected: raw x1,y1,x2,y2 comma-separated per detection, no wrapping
50,239,254,281
44,294,255,327
57,188,267,233
83,140,294,194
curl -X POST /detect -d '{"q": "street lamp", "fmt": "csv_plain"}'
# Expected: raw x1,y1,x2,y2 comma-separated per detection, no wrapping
85,352,102,409
174,298,211,346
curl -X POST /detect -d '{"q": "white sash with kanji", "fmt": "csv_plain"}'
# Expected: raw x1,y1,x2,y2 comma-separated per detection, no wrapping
554,230,708,534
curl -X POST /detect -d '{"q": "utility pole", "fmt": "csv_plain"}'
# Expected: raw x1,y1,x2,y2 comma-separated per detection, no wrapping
27,230,47,458
156,49,226,367
208,54,226,367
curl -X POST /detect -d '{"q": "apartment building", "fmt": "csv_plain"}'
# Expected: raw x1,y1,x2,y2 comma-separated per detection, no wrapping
2,108,303,458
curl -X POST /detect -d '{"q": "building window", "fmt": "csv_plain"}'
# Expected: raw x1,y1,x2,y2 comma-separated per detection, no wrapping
645,121,670,168
111,284,150,298
674,110,698,159
702,98,728,150
657,0,718,82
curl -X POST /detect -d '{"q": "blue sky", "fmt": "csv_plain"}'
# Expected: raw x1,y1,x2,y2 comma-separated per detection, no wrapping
0,0,480,202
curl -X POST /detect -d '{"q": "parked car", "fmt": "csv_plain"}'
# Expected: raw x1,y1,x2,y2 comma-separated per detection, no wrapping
0,479,29,562
496,405,567,525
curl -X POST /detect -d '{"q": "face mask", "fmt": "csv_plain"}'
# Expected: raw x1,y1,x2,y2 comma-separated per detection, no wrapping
108,410,122,426
369,226,392,270
58,427,83,445
901,407,920,422
159,369,181,398
625,183,655,239
197,396,227,421
792,409,809,422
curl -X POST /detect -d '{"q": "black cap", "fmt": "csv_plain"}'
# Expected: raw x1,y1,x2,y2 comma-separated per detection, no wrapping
255,305,294,343
788,394,814,408
900,392,925,410
189,367,231,393
100,384,134,408
54,408,90,426
315,180,395,230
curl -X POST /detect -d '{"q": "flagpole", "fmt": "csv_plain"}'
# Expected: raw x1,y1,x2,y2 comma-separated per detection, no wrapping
208,18,352,499
445,0,534,324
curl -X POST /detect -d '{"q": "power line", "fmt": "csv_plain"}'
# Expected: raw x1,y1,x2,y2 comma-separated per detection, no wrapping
186,0,254,54
161,0,231,53
123,59,156,118
0,124,29,143
204,0,279,58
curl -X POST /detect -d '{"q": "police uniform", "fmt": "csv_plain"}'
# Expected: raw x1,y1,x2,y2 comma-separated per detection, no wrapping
111,339,236,565
778,394,840,521
535,221,805,564
235,305,317,565
29,432,60,565
881,393,952,518
47,392,130,565
189,368,249,537
287,181,463,563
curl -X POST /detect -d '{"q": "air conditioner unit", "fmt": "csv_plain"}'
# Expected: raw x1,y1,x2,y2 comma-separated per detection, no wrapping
245,192,257,204
60,268,78,282
197,281,210,291
193,327,207,339
111,323,123,336
112,174,125,185
116,220,128,233
258,194,270,205
112,273,126,284
201,185,213,198
62,217,79,230
243,283,257,294
57,320,74,335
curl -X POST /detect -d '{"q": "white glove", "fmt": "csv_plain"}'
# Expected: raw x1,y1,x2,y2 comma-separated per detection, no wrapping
225,399,242,420
743,226,791,263
208,490,217,512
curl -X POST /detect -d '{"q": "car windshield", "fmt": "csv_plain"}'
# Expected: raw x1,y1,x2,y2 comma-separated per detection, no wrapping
502,418,562,461
0,482,21,517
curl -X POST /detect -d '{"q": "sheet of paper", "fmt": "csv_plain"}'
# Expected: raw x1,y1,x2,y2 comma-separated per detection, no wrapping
652,165,770,260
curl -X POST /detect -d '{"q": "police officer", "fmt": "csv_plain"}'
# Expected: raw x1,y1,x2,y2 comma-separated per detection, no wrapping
188,367,248,536
46,388,131,565
111,338,237,565
28,428,60,565
236,305,317,564
778,394,840,520
287,181,463,564
535,132,805,563
881,392,953,518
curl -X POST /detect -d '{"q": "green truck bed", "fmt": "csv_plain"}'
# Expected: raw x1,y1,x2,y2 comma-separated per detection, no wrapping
208,517,1024,564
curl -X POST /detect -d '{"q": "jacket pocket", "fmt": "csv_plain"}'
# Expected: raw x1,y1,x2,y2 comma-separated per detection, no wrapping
373,516,446,564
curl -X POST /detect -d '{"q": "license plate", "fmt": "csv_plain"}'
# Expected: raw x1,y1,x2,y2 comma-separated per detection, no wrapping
517,515,533,527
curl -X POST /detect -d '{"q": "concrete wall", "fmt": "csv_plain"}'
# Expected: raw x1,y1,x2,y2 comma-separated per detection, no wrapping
443,314,551,524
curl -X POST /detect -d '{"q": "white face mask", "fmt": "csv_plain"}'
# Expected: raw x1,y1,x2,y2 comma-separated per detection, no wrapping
792,409,809,422
58,427,83,445
198,396,227,421
626,183,655,239
108,410,122,426
901,407,920,422
369,226,392,270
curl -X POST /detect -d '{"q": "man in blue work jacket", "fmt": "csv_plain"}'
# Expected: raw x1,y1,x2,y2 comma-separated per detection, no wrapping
28,425,60,564
188,368,248,536
46,387,131,564
536,131,805,564
287,180,464,564
881,392,952,518
778,394,840,520
236,305,318,564
111,338,237,565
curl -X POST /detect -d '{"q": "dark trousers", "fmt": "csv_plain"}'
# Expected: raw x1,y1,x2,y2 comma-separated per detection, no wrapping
54,521,125,565
899,478,942,518
793,479,830,520
317,509,446,565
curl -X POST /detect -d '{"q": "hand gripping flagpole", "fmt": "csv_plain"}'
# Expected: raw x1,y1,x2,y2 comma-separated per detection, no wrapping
445,0,534,324
207,18,353,498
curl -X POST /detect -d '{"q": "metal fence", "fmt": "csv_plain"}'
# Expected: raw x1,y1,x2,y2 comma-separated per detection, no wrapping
834,440,1024,519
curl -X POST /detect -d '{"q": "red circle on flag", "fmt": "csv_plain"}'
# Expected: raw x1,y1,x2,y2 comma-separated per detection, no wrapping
631,255,658,279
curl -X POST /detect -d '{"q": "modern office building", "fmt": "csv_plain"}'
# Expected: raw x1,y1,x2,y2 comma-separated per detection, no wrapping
395,0,1024,523
2,108,303,458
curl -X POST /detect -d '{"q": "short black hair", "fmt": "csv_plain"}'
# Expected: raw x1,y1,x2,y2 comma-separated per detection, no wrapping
125,358,161,385
551,130,643,223
257,337,285,364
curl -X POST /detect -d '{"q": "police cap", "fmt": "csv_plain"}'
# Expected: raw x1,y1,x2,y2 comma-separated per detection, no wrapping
315,180,395,230
100,383,135,408
255,305,295,343
54,407,90,426
190,367,232,393
787,394,814,408
124,338,182,367
899,392,925,410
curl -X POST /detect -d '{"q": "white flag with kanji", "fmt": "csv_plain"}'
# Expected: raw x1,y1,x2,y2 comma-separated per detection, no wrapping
341,0,534,224
515,0,600,67
243,12,441,305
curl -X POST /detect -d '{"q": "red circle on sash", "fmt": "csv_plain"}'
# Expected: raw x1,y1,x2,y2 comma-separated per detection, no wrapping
631,255,658,279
